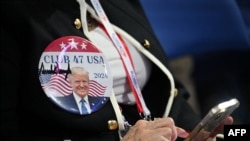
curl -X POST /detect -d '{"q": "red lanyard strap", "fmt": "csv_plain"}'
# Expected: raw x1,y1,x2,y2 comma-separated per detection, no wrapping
91,0,151,119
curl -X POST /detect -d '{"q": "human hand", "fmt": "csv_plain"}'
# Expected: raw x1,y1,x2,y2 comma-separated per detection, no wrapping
121,117,189,141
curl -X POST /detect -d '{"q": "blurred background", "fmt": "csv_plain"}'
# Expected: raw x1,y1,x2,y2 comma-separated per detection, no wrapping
141,0,250,124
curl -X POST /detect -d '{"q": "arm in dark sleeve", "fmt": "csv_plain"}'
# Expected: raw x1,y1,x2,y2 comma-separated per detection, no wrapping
1,0,25,139
1,24,21,140
169,80,201,132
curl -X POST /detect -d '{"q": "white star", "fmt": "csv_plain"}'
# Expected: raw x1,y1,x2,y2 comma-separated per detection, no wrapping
68,38,79,50
59,42,67,49
81,42,87,50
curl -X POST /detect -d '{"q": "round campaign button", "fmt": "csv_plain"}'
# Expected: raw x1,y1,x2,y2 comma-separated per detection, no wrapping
38,36,113,115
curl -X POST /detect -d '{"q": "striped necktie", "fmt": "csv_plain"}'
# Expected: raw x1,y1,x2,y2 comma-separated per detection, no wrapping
80,99,88,115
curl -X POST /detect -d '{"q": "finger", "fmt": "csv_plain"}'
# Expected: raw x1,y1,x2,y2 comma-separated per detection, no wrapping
176,127,189,138
133,126,171,141
223,116,234,125
151,127,173,141
210,116,234,137
150,118,178,141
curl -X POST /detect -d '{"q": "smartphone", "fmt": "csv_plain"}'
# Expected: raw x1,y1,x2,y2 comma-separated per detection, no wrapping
184,98,240,141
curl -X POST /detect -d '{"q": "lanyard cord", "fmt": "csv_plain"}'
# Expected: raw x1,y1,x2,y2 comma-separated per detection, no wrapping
91,0,151,119
98,22,144,117
80,0,177,118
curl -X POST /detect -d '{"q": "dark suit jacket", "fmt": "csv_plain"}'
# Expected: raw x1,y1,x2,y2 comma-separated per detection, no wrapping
1,0,201,140
56,94,109,114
